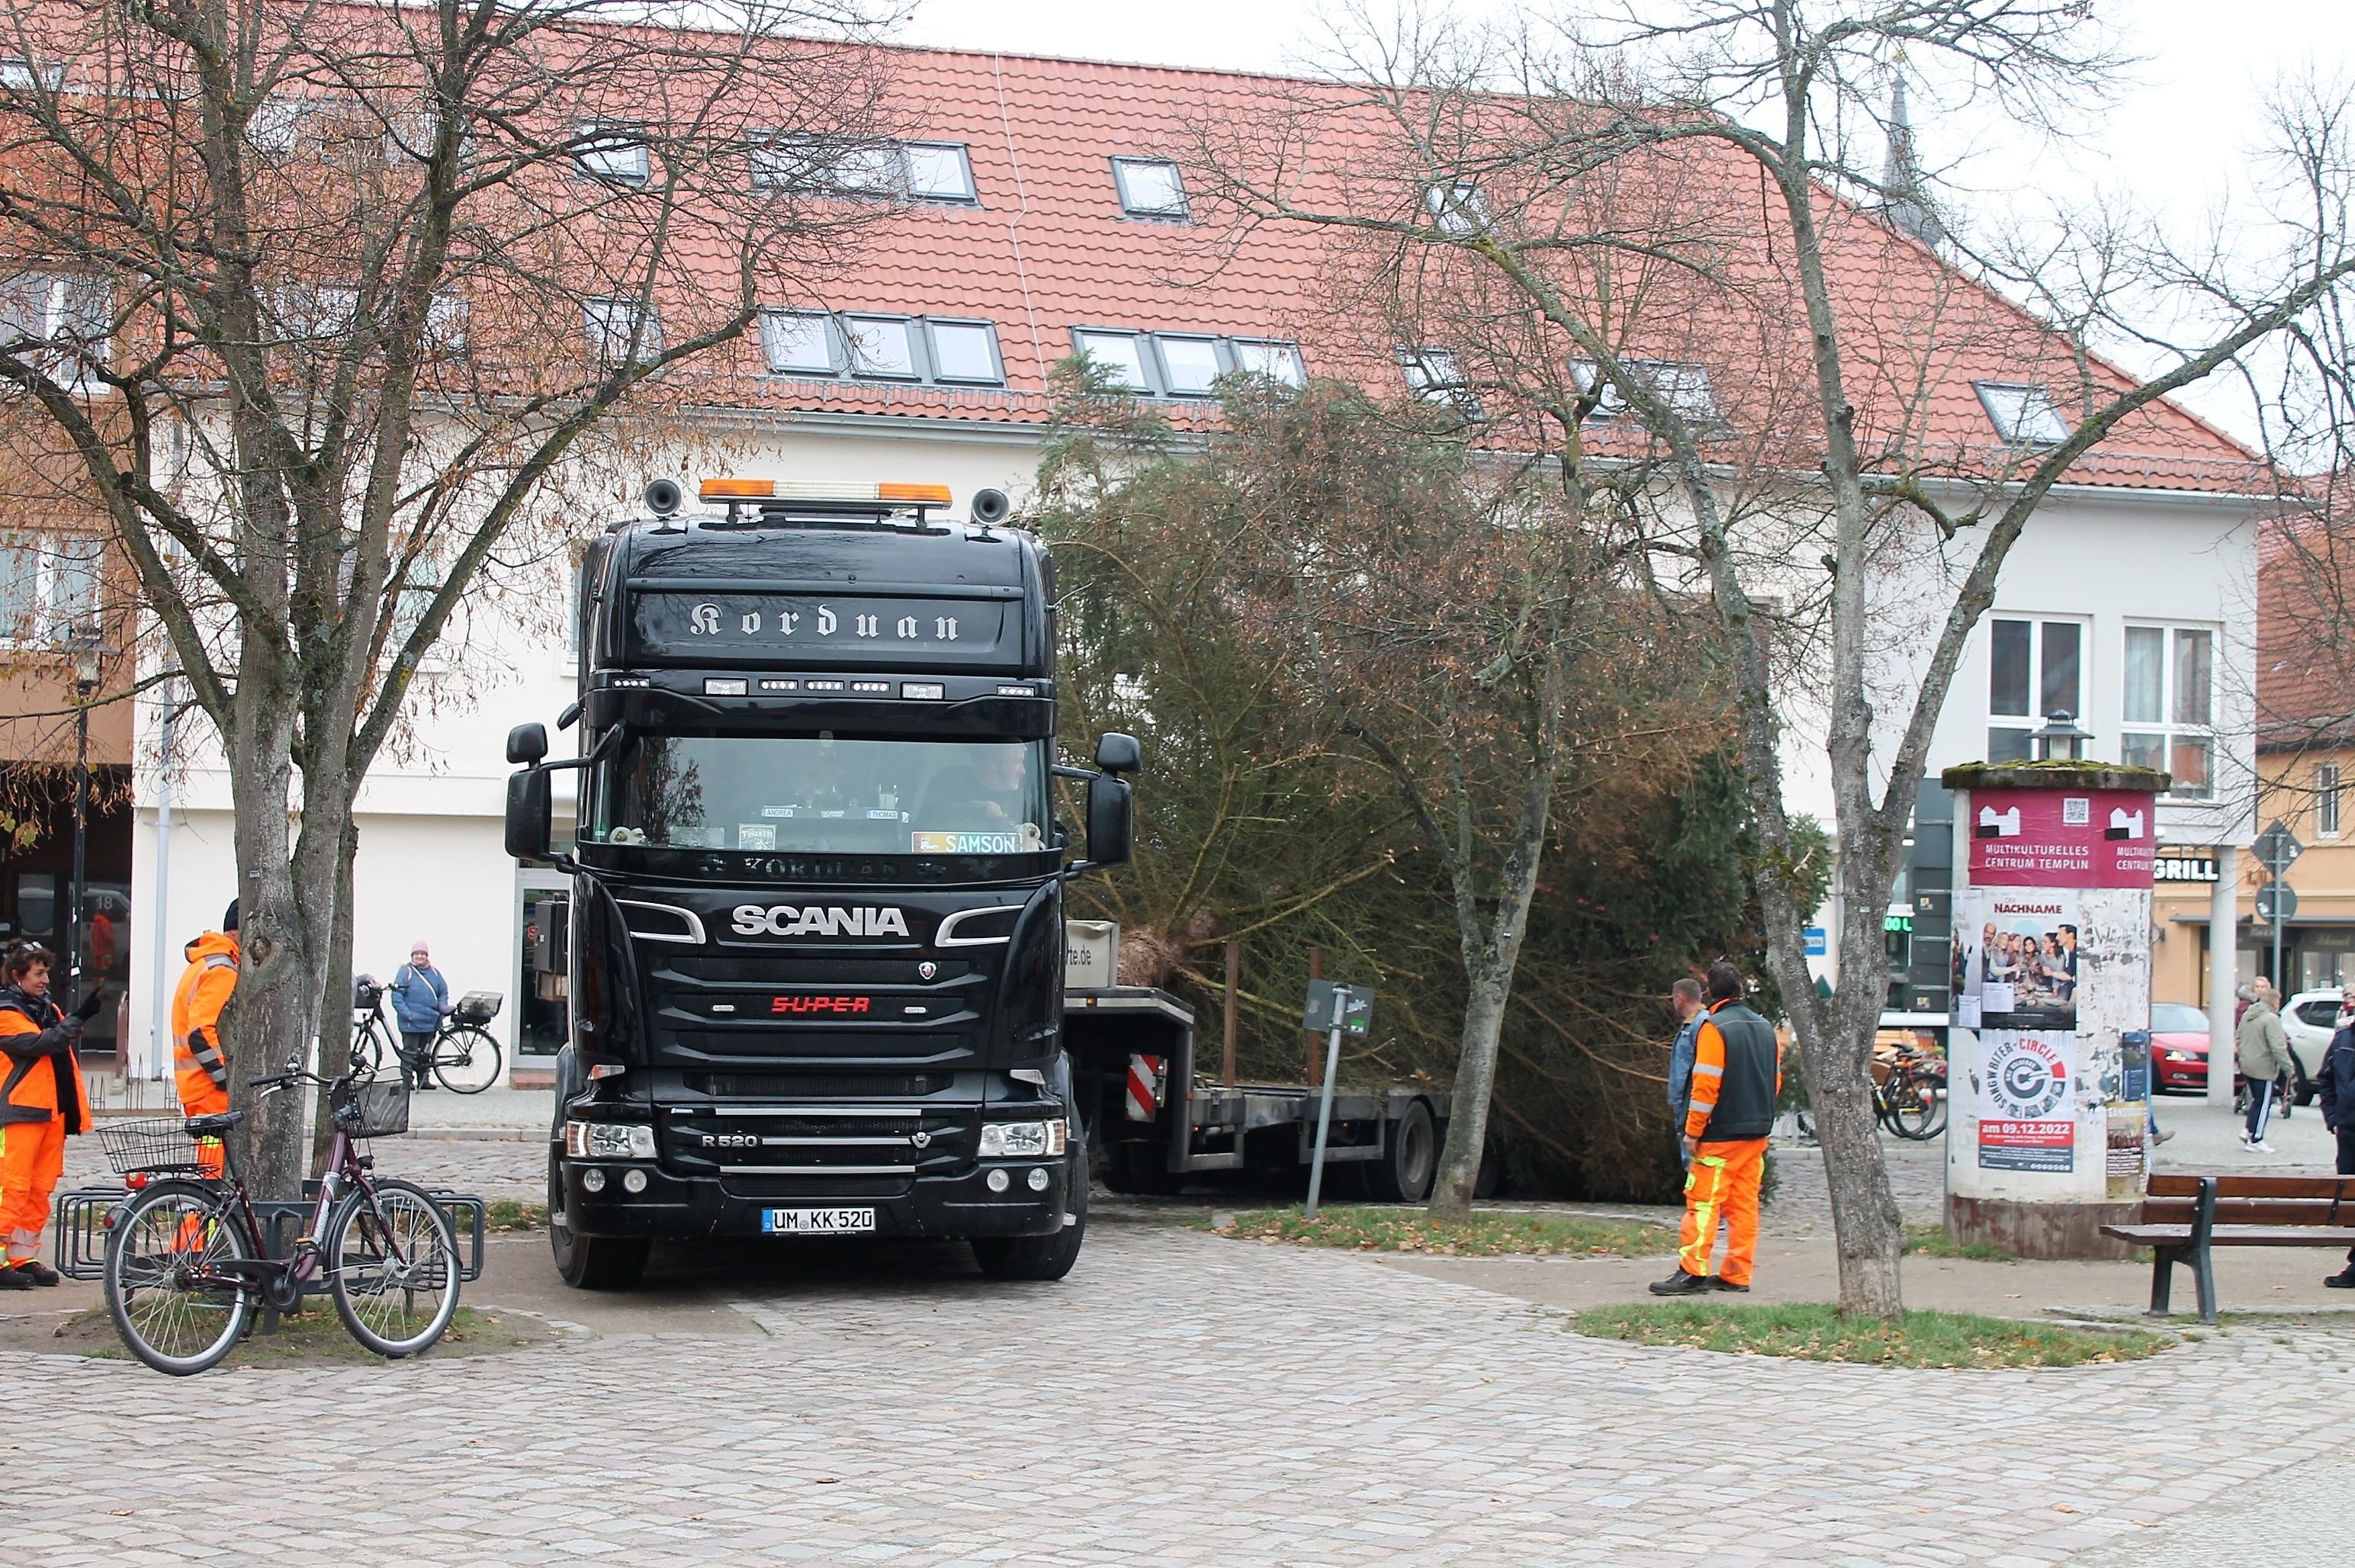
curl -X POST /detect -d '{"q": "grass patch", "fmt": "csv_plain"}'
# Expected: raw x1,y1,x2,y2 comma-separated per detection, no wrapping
1573,1301,2167,1367
1904,1223,2019,1263
47,1304,557,1366
1203,1205,1675,1258
485,1199,549,1232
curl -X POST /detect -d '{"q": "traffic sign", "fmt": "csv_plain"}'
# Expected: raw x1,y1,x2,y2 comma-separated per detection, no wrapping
1303,979,1375,1036
2254,821,2305,873
2256,882,2299,924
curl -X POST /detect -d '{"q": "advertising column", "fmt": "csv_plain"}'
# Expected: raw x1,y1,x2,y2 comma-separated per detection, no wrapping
1940,763,2167,1258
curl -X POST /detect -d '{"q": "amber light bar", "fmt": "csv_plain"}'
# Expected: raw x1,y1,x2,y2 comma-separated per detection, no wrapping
698,478,953,506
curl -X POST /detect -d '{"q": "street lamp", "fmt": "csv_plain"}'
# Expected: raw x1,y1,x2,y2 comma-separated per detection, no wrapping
2032,710,2093,763
66,619,103,1002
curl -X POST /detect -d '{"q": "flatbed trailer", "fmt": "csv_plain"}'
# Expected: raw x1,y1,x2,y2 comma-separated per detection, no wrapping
1062,985,1449,1203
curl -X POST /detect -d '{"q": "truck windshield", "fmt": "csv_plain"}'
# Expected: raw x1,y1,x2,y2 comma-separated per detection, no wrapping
590,735,1052,857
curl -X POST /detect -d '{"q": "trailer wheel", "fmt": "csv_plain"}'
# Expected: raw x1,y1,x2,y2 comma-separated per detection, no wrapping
1104,1140,1184,1197
1364,1099,1437,1204
972,1146,1089,1281
549,1150,650,1290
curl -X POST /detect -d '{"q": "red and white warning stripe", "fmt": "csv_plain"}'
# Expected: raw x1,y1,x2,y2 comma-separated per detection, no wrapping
1125,1054,1165,1121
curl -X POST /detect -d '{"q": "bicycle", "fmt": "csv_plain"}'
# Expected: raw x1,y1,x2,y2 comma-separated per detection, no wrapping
363,985,505,1094
352,977,396,1076
1874,1048,1949,1140
98,1064,461,1376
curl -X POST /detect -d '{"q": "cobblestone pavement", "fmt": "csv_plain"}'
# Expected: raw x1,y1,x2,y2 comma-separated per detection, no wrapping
11,1217,2353,1564
63,1129,549,1202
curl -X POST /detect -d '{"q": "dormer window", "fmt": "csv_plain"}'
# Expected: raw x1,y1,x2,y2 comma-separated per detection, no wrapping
1111,158,1188,220
1399,347,1483,419
1976,382,2070,446
576,124,649,186
1568,358,1719,423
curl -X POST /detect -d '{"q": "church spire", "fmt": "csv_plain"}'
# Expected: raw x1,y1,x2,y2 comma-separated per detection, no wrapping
1880,71,1944,246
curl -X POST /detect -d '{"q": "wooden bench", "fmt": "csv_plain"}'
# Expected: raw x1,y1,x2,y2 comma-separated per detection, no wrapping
2101,1173,2355,1323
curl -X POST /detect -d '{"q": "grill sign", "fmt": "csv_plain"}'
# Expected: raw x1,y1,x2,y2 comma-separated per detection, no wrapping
731,904,911,937
632,593,1007,662
772,995,872,1015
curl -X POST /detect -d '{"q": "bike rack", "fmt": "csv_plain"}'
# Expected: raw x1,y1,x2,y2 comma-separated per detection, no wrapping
50,1183,490,1287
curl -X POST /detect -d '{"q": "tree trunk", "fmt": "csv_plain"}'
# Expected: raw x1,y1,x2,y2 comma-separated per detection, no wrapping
1428,966,1511,1223
308,815,361,1175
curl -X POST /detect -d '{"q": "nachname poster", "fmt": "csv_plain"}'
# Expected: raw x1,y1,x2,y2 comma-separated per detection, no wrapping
1949,888,2080,1031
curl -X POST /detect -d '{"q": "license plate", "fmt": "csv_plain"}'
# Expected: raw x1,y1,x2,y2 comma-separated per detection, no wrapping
762,1207,876,1235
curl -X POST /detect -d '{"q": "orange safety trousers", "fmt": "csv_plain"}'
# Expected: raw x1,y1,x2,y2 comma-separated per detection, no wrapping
181,1080,228,1180
1,1115,67,1263
1678,1136,1767,1287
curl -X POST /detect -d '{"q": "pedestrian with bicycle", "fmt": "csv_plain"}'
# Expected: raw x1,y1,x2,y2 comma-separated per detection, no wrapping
0,941,99,1289
390,942,451,1091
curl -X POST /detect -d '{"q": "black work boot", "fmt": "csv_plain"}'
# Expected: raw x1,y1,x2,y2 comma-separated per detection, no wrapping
1648,1269,1712,1296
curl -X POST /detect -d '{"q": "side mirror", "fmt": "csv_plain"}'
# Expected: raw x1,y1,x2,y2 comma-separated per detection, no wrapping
1084,773,1133,869
506,721,549,766
505,767,553,861
1093,731,1141,776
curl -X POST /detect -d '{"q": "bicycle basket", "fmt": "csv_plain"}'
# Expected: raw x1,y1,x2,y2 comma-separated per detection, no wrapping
450,990,503,1025
97,1117,207,1177
333,1076,410,1138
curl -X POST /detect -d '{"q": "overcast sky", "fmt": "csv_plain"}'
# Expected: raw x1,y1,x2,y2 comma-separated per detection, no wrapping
898,1,2355,443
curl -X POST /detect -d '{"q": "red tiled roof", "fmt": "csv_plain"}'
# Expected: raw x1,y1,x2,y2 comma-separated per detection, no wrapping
2257,503,2355,742
692,43,2267,496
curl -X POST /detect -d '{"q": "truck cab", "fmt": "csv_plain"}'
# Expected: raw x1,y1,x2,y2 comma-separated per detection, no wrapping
503,479,1137,1287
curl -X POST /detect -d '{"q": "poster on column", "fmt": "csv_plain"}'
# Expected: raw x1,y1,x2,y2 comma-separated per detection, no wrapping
1949,888,2080,1032
1976,1031,2077,1173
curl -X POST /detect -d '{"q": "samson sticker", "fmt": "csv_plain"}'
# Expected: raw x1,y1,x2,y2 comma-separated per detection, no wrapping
912,829,1043,855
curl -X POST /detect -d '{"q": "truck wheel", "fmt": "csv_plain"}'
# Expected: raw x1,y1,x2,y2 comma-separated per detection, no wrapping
1364,1099,1437,1203
972,1149,1088,1282
548,1150,650,1290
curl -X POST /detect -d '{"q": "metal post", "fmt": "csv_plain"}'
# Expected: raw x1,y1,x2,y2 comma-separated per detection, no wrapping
2207,844,2239,1107
145,697,175,1081
1303,988,1348,1220
1221,940,1238,1088
70,701,88,996
1304,946,1323,1086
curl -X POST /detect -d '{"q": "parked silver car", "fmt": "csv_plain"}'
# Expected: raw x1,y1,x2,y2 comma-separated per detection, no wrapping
2282,988,2352,1105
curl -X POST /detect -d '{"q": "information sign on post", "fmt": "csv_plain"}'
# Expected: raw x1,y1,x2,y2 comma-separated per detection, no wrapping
1301,979,1375,1219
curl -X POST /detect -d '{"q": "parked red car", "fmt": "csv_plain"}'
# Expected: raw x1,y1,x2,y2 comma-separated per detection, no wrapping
2150,1002,2226,1094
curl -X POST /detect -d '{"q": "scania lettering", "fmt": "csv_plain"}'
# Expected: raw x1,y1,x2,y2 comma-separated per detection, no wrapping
505,478,1138,1288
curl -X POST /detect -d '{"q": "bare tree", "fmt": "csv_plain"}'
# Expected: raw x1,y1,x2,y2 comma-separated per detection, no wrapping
1184,2,2355,1314
0,0,898,1194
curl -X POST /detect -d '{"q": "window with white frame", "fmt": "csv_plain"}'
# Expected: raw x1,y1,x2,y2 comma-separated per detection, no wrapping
1071,329,1152,390
583,297,661,367
761,309,1004,387
1424,181,1490,236
0,273,111,388
902,143,976,201
2,58,65,91
2320,760,2342,839
575,124,649,185
1110,158,1188,220
1155,335,1222,396
1976,381,2071,446
1232,339,1306,386
1986,615,2084,763
758,139,977,202
1399,346,1483,419
0,534,103,647
1568,358,1720,423
2121,624,2215,797
423,291,467,357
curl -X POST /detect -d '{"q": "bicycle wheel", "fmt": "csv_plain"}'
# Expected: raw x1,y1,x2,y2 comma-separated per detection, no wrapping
352,1020,387,1076
103,1180,255,1377
328,1177,461,1358
1889,1073,1940,1139
432,1024,503,1094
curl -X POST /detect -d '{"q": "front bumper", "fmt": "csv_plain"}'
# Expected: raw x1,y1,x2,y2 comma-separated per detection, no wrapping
555,1153,1070,1242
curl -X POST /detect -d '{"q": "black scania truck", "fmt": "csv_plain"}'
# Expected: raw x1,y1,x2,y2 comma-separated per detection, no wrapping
503,477,1138,1289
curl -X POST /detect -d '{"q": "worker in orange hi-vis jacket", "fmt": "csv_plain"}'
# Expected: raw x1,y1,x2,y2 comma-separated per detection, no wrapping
170,900,241,1179
1650,959,1782,1296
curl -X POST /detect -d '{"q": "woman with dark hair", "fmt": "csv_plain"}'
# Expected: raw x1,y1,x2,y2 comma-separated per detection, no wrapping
0,942,100,1288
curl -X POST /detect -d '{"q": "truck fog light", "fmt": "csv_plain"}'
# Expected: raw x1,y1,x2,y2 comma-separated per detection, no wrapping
622,1168,650,1194
1026,1167,1050,1192
581,1168,607,1193
986,1168,1010,1194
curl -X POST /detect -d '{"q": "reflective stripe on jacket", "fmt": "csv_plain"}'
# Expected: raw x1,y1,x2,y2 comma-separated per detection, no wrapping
0,988,90,1133
171,930,240,1108
1684,999,1781,1143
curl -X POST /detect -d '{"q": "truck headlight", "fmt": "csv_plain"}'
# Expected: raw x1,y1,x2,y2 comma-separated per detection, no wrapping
565,1120,655,1160
978,1119,1067,1158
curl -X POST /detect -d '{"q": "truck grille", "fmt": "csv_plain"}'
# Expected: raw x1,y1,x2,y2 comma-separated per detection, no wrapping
660,1104,977,1182
681,1072,952,1098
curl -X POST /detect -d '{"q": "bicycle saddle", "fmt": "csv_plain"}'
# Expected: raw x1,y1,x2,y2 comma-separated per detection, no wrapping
183,1111,246,1136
